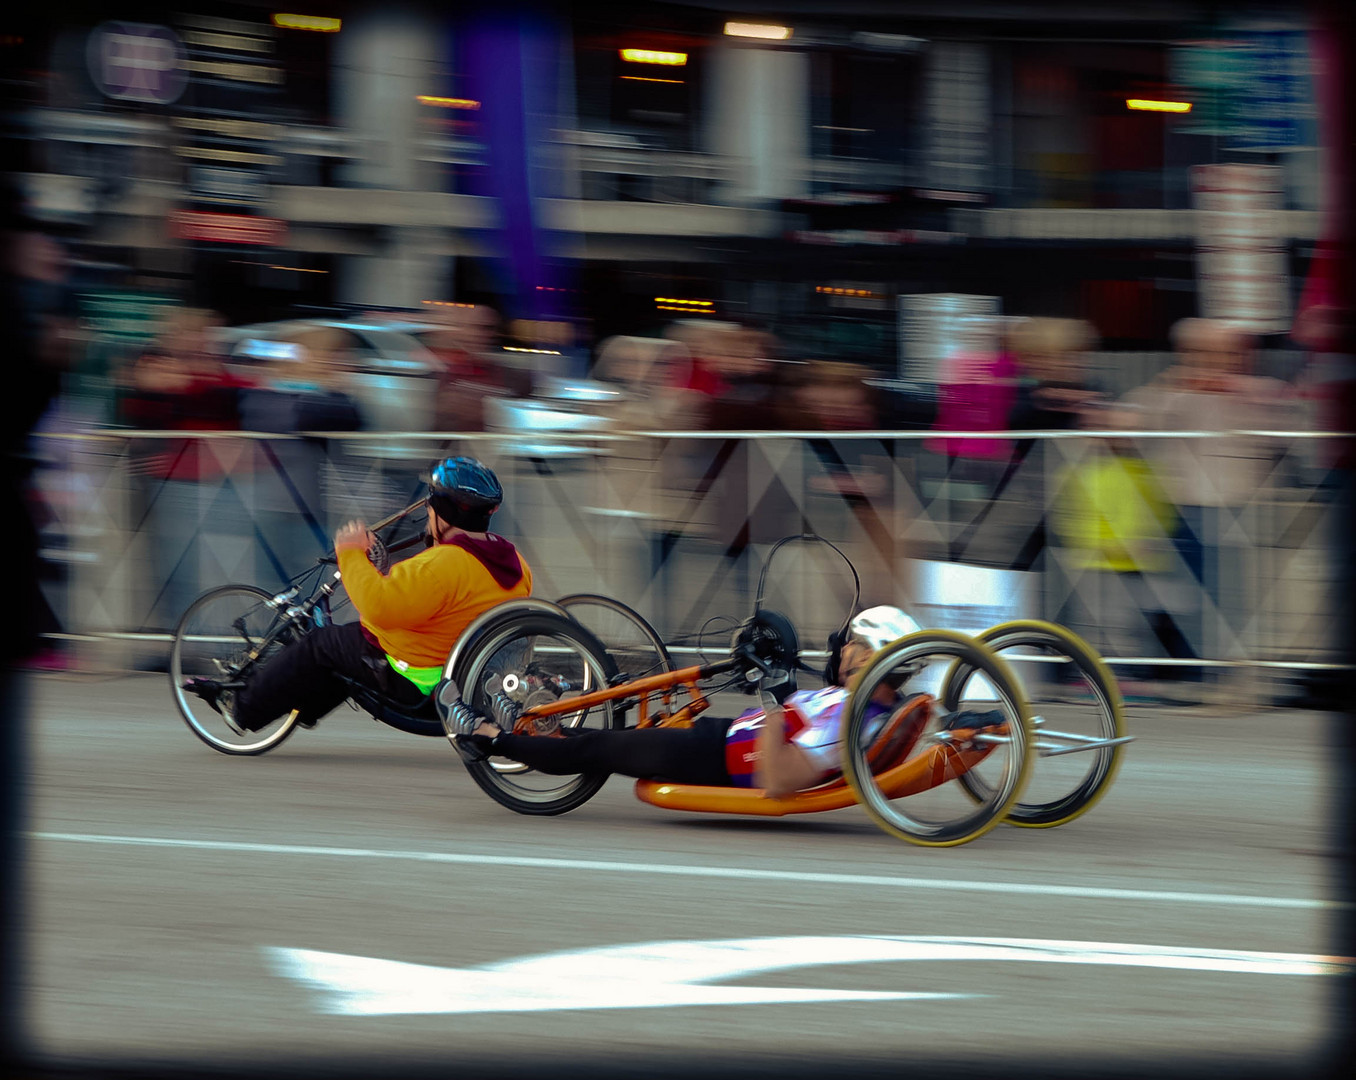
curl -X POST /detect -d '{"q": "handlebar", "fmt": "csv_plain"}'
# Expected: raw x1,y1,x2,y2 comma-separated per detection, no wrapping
317,497,429,565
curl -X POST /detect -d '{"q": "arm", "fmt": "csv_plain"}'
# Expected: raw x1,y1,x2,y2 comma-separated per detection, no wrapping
335,521,453,627
753,700,827,799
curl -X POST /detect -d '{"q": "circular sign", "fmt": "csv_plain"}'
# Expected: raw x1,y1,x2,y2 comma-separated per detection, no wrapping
87,22,187,105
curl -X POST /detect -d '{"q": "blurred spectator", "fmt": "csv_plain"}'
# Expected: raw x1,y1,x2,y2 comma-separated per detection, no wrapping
792,359,887,518
119,307,246,429
1050,401,1188,699
118,307,257,630
1,196,70,665
787,360,879,434
591,335,699,430
705,326,786,430
239,327,363,434
666,319,736,400
1008,317,1104,432
925,319,1021,462
1123,317,1300,675
921,322,1022,562
662,322,789,430
239,328,364,588
425,304,531,431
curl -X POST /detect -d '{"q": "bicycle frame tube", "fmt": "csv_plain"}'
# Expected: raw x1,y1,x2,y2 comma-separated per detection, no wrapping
516,659,741,723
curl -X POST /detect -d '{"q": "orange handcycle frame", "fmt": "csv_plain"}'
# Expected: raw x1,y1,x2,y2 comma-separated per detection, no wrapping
474,621,1041,847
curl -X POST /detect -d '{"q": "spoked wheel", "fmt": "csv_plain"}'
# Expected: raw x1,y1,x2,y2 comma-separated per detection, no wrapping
953,620,1128,828
842,630,1033,847
168,585,301,756
556,594,674,679
452,612,621,816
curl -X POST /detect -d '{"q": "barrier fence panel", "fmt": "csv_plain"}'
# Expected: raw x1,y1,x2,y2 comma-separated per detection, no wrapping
34,429,1344,698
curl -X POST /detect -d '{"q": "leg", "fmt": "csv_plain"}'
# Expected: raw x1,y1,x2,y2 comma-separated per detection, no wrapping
491,715,731,786
234,621,380,731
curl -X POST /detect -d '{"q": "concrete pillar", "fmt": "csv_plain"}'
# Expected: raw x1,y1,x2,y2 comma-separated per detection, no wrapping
336,228,449,309
333,10,449,307
705,42,810,206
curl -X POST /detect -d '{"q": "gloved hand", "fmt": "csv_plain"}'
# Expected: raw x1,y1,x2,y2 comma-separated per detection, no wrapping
759,666,797,707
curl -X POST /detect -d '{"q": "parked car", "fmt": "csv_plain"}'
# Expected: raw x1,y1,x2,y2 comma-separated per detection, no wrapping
217,318,443,432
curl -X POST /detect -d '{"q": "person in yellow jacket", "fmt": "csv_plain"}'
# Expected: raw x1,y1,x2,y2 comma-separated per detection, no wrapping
190,457,532,733
1050,403,1187,693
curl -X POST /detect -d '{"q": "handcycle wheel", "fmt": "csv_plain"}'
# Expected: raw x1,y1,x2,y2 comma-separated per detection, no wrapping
556,594,674,679
452,611,621,816
948,620,1127,828
842,630,1033,847
168,585,302,756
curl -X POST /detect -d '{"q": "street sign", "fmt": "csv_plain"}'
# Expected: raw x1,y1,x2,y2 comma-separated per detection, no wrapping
170,209,286,246
1190,164,1290,332
86,22,187,105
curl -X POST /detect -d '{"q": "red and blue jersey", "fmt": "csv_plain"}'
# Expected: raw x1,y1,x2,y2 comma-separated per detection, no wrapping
723,686,889,788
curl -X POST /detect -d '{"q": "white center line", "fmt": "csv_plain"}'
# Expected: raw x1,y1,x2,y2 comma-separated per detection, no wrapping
32,832,1341,910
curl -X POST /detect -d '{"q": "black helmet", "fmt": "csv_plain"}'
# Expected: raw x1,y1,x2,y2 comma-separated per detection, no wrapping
427,456,503,532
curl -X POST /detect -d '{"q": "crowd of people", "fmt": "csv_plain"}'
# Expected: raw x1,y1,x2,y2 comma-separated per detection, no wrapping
8,211,1342,703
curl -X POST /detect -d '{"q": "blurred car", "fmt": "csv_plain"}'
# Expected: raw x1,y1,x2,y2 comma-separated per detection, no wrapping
219,318,626,458
484,374,621,459
217,318,443,432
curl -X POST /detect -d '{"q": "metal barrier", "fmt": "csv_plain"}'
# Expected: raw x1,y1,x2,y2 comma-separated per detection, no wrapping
32,428,1344,696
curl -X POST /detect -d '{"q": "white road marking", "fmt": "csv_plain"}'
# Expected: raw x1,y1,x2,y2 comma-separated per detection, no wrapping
33,831,1342,910
270,935,1349,1016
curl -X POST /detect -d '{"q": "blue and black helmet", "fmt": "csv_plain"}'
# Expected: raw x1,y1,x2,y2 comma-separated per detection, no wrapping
427,456,503,532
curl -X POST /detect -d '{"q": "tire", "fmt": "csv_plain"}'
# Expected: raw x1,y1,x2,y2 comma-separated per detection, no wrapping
451,612,622,815
168,585,301,756
557,594,675,679
955,620,1127,828
842,630,1033,847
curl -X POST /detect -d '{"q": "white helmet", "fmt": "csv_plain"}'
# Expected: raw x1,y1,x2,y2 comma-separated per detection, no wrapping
846,605,919,653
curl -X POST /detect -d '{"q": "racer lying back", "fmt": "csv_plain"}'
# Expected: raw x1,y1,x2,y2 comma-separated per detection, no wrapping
184,456,532,733
447,606,1001,798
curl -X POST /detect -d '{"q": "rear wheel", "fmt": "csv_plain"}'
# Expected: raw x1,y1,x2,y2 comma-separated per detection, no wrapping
168,585,301,755
556,594,674,679
956,620,1127,827
451,612,621,815
843,630,1032,847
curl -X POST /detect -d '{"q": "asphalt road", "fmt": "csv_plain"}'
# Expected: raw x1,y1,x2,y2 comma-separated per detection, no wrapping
15,670,1352,1079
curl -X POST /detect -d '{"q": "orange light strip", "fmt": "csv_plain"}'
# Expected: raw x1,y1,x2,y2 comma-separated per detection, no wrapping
620,76,684,84
416,95,480,109
816,286,882,298
1126,98,1192,113
271,14,341,32
620,48,687,66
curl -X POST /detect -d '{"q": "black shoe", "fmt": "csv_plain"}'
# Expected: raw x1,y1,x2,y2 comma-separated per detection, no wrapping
184,677,224,714
183,678,247,736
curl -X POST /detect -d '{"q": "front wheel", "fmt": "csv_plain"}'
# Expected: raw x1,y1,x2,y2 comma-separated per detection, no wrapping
957,620,1127,828
842,630,1033,847
451,612,621,815
168,585,301,756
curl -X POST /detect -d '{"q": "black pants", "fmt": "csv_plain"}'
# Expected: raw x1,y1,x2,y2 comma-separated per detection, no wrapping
233,621,424,731
493,713,733,786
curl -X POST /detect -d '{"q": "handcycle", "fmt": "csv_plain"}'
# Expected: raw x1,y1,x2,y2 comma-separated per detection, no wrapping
169,509,1130,846
433,536,1133,846
169,497,674,757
